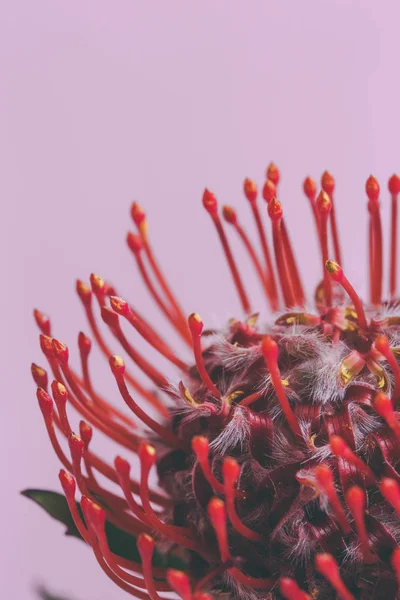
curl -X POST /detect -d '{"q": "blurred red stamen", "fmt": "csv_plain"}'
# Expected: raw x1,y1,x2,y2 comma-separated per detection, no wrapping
373,391,400,438
166,569,192,600
280,577,311,600
223,457,263,542
380,478,400,516
346,485,376,563
330,435,375,482
314,464,351,534
192,436,225,494
315,553,355,600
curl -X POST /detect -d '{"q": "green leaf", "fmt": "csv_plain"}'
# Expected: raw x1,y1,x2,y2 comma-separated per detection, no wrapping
22,489,81,538
22,489,188,571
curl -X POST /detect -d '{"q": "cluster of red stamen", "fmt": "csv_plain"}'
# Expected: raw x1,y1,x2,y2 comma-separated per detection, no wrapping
32,164,400,599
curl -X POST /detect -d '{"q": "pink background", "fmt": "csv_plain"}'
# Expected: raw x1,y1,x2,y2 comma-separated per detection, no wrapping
2,1,400,597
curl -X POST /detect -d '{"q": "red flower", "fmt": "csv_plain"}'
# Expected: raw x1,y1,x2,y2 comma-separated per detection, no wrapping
32,166,400,599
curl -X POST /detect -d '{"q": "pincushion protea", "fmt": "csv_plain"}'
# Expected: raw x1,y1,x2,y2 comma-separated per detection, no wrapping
28,164,400,600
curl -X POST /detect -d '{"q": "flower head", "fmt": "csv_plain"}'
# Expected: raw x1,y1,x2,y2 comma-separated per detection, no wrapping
32,165,400,599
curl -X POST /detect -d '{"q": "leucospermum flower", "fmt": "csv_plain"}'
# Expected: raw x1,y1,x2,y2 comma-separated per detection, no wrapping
29,164,400,600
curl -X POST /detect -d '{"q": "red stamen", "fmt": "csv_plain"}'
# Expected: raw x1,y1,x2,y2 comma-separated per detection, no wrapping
315,553,355,600
268,198,296,308
203,189,251,314
314,464,351,534
131,202,189,333
78,331,135,428
375,335,400,402
329,435,375,482
392,548,400,587
110,295,188,370
101,307,168,389
135,534,162,599
207,497,231,562
223,457,263,542
31,363,48,391
188,313,221,398
380,478,400,516
166,570,192,600
366,176,383,306
114,456,151,526
244,178,279,310
59,470,90,542
138,443,204,554
36,387,72,471
316,190,332,307
33,309,51,336
280,577,311,600
238,391,263,407
222,205,275,310
325,261,368,330
303,177,319,233
373,391,400,438
281,218,306,308
76,279,168,417
51,380,71,435
345,485,376,563
192,436,225,494
127,232,191,345
321,171,342,265
261,337,301,436
51,339,140,452
109,355,183,449
389,174,400,300
266,162,280,185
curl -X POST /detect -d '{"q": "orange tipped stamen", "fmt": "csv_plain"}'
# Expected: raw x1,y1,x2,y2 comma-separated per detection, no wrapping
315,553,355,600
192,436,225,494
314,464,351,534
389,174,400,300
375,335,400,402
34,309,52,336
188,313,221,398
166,570,192,600
243,179,279,310
330,435,375,482
262,336,301,436
268,198,296,308
109,296,188,371
380,478,400,516
203,189,251,314
126,232,191,345
31,363,48,391
321,171,342,266
223,457,263,542
109,356,182,449
373,391,400,438
345,485,376,563
316,190,332,307
366,176,383,306
131,202,189,331
280,578,311,600
76,279,168,417
267,162,280,185
222,205,276,310
208,497,231,562
101,306,168,389
136,535,162,600
325,261,368,329
281,219,306,308
303,176,319,230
